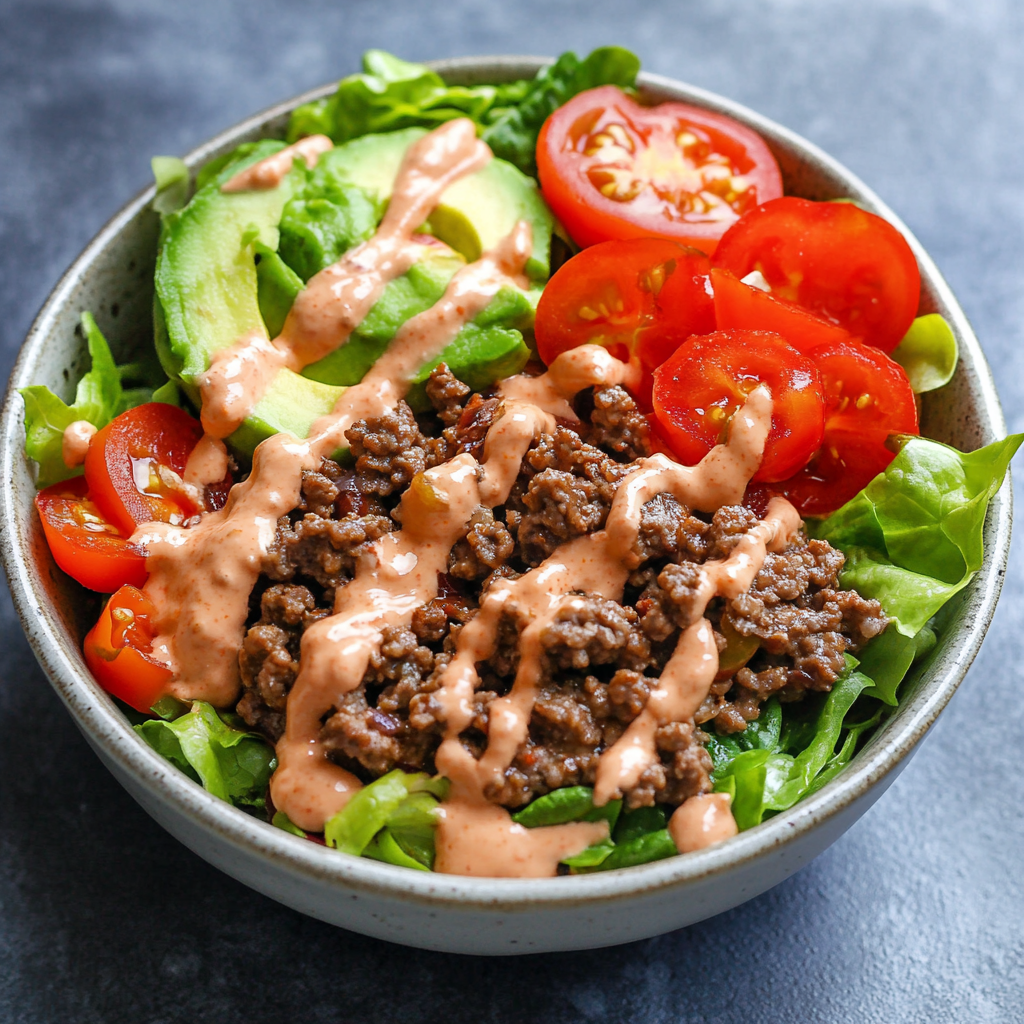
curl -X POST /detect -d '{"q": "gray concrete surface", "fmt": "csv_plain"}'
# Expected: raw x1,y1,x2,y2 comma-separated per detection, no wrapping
2,1,1023,1021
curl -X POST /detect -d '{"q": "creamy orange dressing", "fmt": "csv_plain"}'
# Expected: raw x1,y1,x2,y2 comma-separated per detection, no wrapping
61,419,96,467
220,134,334,193
199,119,490,438
131,120,806,876
669,792,738,853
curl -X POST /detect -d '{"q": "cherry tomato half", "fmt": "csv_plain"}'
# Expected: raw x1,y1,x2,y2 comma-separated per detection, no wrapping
83,585,171,713
85,403,205,536
710,267,853,354
652,329,825,483
35,476,147,592
537,86,783,254
777,339,919,515
713,198,921,352
534,238,715,388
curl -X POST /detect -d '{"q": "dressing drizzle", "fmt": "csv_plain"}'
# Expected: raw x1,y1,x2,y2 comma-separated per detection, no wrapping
135,120,804,876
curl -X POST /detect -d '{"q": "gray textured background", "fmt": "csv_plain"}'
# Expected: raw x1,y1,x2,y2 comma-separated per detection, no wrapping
2,1,1024,1021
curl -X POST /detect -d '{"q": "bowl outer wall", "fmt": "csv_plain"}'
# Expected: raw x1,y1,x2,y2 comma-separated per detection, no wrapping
0,57,1012,955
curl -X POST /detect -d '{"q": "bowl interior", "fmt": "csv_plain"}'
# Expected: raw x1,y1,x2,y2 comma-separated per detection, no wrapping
0,58,1011,911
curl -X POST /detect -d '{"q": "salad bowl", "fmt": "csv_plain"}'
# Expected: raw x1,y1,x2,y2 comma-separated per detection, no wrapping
0,55,1011,955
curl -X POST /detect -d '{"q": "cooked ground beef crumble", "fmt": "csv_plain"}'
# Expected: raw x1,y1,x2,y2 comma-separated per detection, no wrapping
237,364,888,811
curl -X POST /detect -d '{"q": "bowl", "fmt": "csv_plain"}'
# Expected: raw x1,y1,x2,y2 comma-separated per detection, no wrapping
0,56,1012,955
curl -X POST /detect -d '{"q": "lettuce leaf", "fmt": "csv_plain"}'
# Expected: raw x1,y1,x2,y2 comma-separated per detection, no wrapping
891,314,958,394
813,434,1021,635
20,312,179,487
135,701,276,808
287,47,640,176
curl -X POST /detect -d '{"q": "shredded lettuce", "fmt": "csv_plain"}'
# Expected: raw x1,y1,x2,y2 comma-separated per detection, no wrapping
135,701,276,808
151,155,190,216
287,47,640,176
19,312,177,488
891,314,959,394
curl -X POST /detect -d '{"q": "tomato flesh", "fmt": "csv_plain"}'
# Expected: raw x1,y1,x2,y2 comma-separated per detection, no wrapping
35,476,147,592
713,197,921,353
652,329,825,483
710,267,853,354
778,339,919,514
535,238,715,396
84,584,171,712
85,403,206,535
537,86,783,254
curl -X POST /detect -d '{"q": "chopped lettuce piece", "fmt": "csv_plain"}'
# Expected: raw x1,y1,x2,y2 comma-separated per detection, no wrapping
365,828,431,871
287,47,640,176
613,805,667,844
513,785,622,869
151,156,190,216
857,622,937,705
20,312,152,487
813,434,1021,635
324,769,444,858
891,314,958,393
713,658,874,828
135,701,276,808
583,829,678,872
272,811,307,837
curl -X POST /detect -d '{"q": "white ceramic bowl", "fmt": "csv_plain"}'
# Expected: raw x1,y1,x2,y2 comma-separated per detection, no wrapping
0,57,1011,955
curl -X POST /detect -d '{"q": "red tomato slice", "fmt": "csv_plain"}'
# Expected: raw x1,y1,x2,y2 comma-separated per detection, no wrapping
35,477,147,592
85,403,205,535
713,197,921,352
652,329,825,483
710,267,853,354
537,86,783,254
535,238,715,390
83,585,171,712
778,339,919,515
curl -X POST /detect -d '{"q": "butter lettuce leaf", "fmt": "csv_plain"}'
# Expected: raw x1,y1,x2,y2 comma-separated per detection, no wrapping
135,701,276,808
813,434,1021,635
891,314,958,394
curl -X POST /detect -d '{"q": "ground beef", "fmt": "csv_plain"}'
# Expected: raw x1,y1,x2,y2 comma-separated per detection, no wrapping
237,364,888,812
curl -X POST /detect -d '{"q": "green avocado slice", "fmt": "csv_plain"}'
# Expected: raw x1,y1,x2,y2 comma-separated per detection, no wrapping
155,130,548,456
315,127,555,280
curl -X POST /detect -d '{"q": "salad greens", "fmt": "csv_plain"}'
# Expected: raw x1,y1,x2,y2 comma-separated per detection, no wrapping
135,701,276,808
892,313,959,394
19,313,177,488
287,47,640,177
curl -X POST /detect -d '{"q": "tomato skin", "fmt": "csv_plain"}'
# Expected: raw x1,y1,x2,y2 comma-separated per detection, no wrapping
535,238,715,380
778,339,919,515
652,329,825,483
537,86,783,254
83,585,171,713
710,267,853,354
85,403,205,536
35,477,147,592
713,197,921,353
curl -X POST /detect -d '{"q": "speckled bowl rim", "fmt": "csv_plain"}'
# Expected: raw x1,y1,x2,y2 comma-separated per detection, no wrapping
0,57,1011,917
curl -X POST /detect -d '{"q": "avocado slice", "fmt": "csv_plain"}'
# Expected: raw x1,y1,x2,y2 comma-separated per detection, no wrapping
155,142,345,450
316,127,555,280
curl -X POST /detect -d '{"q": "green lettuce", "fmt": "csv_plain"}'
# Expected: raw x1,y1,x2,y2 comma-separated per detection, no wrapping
151,155,190,216
324,769,446,860
814,434,1021,636
287,47,640,176
712,658,874,828
135,701,276,808
19,312,176,488
891,314,958,394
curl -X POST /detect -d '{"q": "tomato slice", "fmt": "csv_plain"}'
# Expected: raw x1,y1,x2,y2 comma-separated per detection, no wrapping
713,197,921,353
652,329,825,483
85,403,205,535
537,86,783,254
710,267,853,354
35,477,147,592
534,238,715,393
83,585,171,712
778,339,919,515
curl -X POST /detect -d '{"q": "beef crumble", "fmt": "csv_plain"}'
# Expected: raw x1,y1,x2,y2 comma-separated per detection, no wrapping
237,364,887,811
